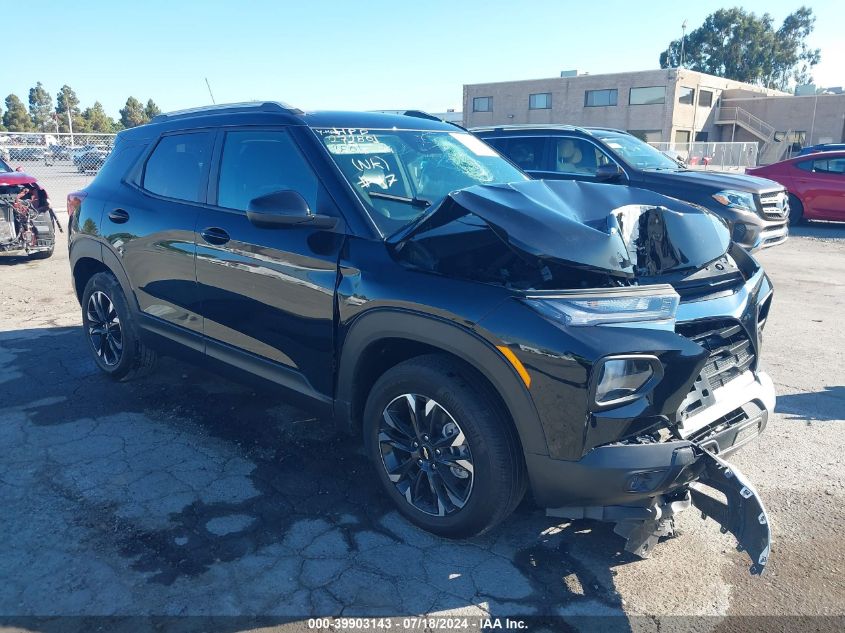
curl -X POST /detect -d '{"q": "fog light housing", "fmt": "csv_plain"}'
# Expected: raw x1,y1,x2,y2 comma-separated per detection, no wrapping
593,356,662,407
732,222,748,242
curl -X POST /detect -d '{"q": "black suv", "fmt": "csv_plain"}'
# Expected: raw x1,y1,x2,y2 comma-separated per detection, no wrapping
68,103,774,571
473,125,790,251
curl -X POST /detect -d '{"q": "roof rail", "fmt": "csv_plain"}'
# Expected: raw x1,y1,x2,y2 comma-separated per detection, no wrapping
401,110,467,131
151,101,302,123
469,123,587,133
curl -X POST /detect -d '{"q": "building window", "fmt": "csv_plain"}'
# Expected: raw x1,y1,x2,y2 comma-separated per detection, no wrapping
678,86,695,105
628,130,663,143
699,90,714,107
584,89,618,107
629,86,666,105
529,93,551,109
695,131,709,142
473,97,492,112
674,130,691,144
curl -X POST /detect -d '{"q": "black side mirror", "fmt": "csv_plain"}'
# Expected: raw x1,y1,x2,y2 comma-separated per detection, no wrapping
596,163,624,182
246,189,337,230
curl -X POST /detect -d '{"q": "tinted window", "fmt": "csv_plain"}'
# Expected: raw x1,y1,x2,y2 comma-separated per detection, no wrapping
473,97,492,112
811,158,845,174
529,93,551,109
491,136,546,170
217,130,318,212
699,90,714,107
143,132,212,202
678,86,695,105
630,86,666,105
585,89,617,107
552,138,613,175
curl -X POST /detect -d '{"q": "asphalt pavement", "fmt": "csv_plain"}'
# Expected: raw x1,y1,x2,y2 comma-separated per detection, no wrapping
0,216,843,632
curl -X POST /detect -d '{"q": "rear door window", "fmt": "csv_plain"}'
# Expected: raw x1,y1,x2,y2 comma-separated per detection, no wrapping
217,130,318,212
143,132,213,202
489,137,547,171
813,158,845,174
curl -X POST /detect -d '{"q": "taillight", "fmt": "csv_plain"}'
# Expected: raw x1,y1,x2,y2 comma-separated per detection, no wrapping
67,191,87,220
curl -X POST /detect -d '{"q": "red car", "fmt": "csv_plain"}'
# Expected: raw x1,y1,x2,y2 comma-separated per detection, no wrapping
748,151,845,224
0,158,59,258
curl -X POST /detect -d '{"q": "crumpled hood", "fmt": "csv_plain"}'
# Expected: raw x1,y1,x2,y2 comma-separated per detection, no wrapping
389,180,731,278
0,171,39,187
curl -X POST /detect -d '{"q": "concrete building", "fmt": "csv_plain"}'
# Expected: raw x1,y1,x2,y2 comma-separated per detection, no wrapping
463,68,845,161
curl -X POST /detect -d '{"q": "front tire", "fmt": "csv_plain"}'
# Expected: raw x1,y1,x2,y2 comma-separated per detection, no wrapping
81,272,156,381
788,194,805,225
363,354,526,538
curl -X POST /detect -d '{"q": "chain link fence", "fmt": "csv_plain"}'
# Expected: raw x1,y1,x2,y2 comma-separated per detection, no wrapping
649,141,759,171
1,132,117,208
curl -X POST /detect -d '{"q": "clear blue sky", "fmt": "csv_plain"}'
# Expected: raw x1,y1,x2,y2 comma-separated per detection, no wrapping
6,0,844,118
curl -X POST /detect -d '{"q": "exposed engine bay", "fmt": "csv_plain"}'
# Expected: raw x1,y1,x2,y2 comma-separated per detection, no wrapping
389,180,740,293
0,183,61,255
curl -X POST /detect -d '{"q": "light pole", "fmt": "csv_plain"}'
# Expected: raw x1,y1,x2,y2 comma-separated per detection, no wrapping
680,20,688,68
63,87,75,147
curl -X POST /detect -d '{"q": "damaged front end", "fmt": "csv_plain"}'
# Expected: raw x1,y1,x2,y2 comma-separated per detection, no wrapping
390,180,775,574
0,182,59,256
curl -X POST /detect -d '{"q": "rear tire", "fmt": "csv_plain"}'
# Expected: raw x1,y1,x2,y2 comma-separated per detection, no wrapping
81,272,156,381
788,194,805,225
363,354,526,538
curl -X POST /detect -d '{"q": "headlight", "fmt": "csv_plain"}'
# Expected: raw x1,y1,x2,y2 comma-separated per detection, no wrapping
525,285,679,327
593,356,662,406
712,190,757,212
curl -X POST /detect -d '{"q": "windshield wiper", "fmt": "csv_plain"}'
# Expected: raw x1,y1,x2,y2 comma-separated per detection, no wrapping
367,191,431,208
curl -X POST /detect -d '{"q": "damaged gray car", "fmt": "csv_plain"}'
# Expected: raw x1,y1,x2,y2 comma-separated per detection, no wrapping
68,108,773,574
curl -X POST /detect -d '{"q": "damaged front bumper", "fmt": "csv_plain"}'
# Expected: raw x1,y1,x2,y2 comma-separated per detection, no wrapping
535,369,775,574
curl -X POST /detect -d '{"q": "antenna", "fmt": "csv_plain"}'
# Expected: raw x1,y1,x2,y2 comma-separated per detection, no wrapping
205,78,216,105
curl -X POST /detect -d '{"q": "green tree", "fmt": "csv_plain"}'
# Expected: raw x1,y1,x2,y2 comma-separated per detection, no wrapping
82,101,116,132
56,85,85,133
120,96,148,128
28,82,54,131
0,102,5,131
3,94,34,132
659,6,820,90
144,98,161,121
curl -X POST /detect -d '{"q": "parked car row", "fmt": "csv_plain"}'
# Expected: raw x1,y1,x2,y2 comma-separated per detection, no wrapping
0,143,112,171
473,125,791,250
67,103,775,574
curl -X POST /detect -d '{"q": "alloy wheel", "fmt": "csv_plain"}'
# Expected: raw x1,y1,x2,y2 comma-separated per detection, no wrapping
378,393,475,516
86,290,123,367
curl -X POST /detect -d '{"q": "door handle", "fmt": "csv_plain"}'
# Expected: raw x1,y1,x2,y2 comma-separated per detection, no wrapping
200,227,230,245
108,208,130,224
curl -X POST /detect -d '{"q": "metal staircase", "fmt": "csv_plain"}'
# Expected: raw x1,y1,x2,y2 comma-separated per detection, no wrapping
715,107,789,164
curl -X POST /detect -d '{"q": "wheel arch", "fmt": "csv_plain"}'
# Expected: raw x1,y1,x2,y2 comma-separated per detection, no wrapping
335,309,549,457
70,238,137,311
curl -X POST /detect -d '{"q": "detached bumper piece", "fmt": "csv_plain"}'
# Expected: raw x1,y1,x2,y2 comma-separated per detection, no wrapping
606,448,771,575
689,449,771,575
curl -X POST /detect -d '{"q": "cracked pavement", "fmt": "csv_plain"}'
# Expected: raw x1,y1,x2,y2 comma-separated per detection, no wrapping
1,216,844,629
